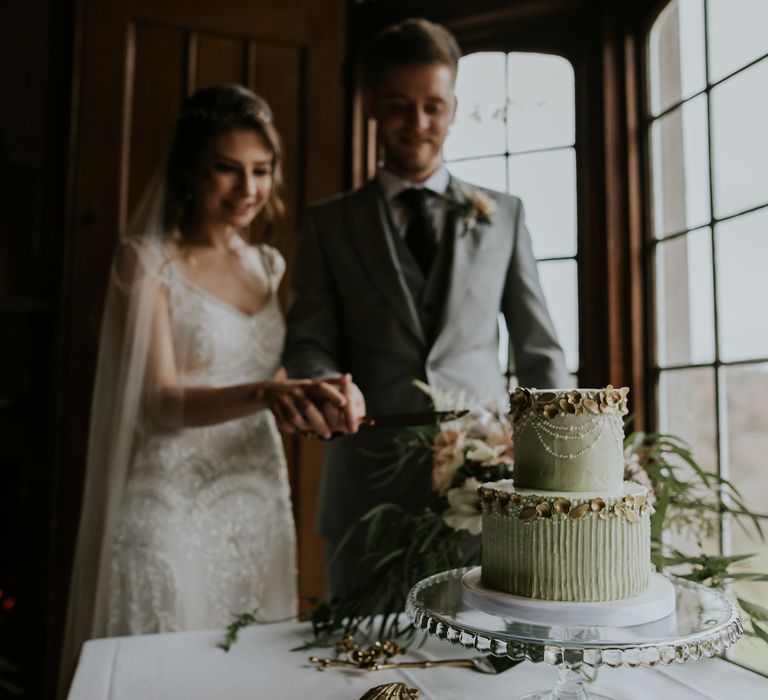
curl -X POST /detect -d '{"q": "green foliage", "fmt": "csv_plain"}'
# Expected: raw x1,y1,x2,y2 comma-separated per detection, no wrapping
220,611,259,652
627,430,768,649
305,503,475,647
630,431,763,542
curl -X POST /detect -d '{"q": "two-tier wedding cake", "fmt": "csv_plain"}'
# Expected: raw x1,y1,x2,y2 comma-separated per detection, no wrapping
478,386,654,602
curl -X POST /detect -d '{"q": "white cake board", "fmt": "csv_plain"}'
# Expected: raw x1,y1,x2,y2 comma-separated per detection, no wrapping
462,567,676,627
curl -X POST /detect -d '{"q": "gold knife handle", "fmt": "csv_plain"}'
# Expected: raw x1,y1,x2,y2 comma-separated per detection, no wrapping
371,659,476,670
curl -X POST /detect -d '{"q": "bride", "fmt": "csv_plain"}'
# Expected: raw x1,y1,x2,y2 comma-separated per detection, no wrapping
60,85,347,685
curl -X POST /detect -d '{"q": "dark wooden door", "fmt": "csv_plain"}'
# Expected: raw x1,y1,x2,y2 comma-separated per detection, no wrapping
54,0,344,654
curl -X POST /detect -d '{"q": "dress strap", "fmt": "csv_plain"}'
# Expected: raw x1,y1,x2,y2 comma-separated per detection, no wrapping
256,243,286,293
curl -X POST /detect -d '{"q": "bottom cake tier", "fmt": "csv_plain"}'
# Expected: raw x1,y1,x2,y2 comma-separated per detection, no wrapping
479,480,653,602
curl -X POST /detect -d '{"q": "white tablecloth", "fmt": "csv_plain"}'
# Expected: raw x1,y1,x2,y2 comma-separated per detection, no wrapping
68,619,767,700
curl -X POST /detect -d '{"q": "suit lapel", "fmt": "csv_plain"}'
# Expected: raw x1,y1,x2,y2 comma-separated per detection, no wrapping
431,177,490,357
346,181,426,345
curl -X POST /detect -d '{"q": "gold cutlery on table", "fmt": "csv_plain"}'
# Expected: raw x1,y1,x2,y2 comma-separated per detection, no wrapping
308,635,521,675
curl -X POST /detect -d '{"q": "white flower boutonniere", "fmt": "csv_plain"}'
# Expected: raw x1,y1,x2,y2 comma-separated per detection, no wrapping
453,186,497,235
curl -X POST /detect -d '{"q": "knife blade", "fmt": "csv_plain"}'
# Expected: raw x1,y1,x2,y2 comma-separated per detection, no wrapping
360,410,469,428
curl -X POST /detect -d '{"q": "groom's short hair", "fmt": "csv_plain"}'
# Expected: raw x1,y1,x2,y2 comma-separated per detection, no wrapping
365,18,462,87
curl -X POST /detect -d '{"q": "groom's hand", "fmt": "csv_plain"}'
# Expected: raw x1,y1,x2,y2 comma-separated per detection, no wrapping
340,375,366,434
268,379,346,439
318,374,366,435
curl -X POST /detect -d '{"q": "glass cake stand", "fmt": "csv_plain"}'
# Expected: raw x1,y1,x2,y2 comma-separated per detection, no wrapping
406,567,743,700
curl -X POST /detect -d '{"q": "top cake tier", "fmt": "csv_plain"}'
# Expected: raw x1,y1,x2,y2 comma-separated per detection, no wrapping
510,386,629,492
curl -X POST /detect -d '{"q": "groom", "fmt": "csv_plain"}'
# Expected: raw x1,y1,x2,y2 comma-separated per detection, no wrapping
283,17,568,596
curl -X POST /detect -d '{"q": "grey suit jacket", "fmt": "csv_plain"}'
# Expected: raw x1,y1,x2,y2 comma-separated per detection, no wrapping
284,176,568,543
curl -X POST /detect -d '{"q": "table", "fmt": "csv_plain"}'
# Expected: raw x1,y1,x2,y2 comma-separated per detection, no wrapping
68,619,767,700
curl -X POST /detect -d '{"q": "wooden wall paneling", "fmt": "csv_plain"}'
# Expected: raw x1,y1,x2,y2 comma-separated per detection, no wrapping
51,4,130,692
248,41,324,609
126,23,186,218
195,33,248,90
573,6,610,390
128,0,310,45
623,28,647,428
294,0,347,608
249,43,303,271
599,5,647,423
305,0,346,203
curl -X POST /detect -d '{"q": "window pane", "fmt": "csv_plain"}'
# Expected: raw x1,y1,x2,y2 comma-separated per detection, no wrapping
729,526,768,673
727,533,768,675
711,57,768,219
650,94,710,238
537,259,579,374
506,53,574,151
508,148,576,258
707,0,768,84
446,156,506,192
655,228,715,367
648,0,706,116
444,52,506,161
722,363,768,516
658,367,718,472
722,362,768,675
715,207,768,362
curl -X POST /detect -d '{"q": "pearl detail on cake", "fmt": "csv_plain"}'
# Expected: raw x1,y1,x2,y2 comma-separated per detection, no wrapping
515,412,625,460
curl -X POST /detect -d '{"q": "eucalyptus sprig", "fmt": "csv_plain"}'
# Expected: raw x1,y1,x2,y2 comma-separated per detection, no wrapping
220,612,259,652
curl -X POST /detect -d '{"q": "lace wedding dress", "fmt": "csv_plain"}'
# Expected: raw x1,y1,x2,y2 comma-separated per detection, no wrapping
105,244,297,635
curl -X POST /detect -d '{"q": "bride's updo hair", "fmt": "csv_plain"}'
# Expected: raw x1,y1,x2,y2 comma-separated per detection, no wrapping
164,84,285,234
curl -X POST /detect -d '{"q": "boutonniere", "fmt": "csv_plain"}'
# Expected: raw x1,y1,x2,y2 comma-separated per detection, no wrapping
451,185,497,235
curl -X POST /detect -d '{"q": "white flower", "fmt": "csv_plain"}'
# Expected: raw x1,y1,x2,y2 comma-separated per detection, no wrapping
443,477,483,535
465,438,507,466
470,189,497,219
455,186,497,235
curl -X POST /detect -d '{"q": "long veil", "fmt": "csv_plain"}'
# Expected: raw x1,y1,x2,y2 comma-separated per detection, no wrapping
58,169,177,694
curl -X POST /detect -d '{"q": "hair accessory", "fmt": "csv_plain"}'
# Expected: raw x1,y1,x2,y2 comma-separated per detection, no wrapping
181,105,272,124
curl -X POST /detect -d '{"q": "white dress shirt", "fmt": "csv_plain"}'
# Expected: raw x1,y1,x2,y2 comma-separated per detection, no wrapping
377,165,451,242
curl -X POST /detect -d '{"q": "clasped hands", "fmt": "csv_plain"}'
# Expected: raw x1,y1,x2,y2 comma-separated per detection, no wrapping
264,374,366,440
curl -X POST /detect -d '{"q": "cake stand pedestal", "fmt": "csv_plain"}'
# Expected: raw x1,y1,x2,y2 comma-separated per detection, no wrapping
406,568,743,700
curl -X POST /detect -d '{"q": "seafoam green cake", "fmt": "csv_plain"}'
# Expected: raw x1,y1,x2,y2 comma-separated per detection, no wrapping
480,387,654,602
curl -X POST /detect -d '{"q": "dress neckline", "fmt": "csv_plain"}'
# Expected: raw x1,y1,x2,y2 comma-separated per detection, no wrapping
168,257,274,320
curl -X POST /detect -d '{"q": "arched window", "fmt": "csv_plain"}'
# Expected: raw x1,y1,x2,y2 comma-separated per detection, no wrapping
444,51,578,386
648,0,768,673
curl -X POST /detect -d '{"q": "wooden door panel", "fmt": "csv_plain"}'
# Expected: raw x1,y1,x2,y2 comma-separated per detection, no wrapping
251,45,303,265
195,34,247,89
127,22,186,215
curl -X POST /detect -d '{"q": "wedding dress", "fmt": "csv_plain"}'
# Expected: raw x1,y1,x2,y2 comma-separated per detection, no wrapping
104,243,298,634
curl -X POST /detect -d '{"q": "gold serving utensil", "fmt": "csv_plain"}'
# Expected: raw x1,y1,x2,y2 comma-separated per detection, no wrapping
309,635,521,675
